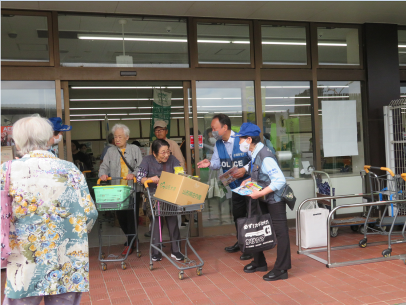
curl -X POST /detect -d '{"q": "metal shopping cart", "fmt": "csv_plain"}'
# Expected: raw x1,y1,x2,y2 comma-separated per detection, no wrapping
311,170,377,237
144,180,204,280
93,177,141,271
359,166,406,257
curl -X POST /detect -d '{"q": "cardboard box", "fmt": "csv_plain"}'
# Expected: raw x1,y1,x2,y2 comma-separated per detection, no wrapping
1,146,14,164
154,172,209,205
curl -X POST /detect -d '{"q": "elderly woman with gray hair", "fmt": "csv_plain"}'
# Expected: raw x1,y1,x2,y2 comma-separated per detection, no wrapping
1,116,98,305
99,124,143,256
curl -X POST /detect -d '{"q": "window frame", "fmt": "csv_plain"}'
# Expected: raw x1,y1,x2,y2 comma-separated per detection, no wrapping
257,20,311,69
312,23,364,70
1,10,55,67
191,18,254,69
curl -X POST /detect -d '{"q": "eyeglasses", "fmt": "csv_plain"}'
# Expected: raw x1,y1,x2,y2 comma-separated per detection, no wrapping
159,150,171,156
154,128,167,133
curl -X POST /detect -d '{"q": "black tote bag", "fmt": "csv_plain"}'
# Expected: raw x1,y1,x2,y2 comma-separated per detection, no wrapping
237,198,277,254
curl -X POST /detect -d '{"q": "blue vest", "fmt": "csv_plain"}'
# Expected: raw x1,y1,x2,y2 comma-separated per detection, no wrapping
216,137,250,189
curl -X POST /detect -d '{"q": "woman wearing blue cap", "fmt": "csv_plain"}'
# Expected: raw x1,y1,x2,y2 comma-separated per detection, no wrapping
235,122,291,281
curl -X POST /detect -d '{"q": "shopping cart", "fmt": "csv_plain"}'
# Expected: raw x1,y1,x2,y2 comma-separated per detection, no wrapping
144,180,204,280
359,166,406,257
94,177,141,271
311,170,377,237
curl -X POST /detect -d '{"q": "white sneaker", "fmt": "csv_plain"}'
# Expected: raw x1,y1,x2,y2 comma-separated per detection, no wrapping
171,252,184,261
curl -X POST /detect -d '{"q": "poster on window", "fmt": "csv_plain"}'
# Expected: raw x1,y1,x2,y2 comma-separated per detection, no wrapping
322,100,358,157
150,89,172,141
1,126,14,146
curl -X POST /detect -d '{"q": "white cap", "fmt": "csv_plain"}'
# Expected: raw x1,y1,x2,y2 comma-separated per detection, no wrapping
153,120,167,129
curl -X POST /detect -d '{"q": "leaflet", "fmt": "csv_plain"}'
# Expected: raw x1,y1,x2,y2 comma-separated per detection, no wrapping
232,182,262,196
219,166,238,187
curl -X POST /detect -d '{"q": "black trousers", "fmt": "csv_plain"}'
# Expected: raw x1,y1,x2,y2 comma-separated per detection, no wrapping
151,215,181,256
253,201,291,271
232,192,248,239
116,192,141,248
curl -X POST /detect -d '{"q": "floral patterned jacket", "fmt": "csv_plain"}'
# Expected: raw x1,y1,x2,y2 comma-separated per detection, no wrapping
0,151,98,299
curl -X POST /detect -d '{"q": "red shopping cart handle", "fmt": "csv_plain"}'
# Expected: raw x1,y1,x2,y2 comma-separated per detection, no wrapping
96,177,137,185
363,165,394,177
143,179,154,188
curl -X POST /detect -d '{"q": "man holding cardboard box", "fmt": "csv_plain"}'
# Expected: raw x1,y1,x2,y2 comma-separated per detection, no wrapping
197,114,253,261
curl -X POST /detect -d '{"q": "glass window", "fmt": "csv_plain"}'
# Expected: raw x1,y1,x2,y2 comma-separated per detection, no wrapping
399,29,406,66
58,14,188,67
318,81,364,175
195,81,255,228
1,81,57,148
401,82,406,98
262,25,307,65
317,27,360,66
261,81,313,179
1,14,50,63
197,22,251,65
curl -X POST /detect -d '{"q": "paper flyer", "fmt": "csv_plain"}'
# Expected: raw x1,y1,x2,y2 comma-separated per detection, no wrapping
232,182,262,196
219,166,238,187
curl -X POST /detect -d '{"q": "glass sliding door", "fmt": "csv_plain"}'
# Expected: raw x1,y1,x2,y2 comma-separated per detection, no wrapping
194,81,255,231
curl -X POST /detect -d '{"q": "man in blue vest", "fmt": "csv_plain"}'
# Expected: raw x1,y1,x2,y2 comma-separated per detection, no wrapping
197,114,253,260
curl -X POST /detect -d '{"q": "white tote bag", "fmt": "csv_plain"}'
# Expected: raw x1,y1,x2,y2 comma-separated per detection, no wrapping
296,201,329,249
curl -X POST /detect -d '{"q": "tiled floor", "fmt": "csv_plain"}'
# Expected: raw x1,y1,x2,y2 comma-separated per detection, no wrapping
2,227,406,305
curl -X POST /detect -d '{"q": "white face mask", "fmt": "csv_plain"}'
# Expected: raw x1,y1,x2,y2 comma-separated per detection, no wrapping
239,140,250,153
208,137,216,145
53,134,63,145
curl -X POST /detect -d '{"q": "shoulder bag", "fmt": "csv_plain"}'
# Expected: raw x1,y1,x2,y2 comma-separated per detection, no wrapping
281,184,297,211
117,147,135,172
1,160,13,267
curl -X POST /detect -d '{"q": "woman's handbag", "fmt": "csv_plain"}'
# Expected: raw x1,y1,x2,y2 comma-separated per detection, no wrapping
1,160,13,267
281,184,296,211
236,198,277,254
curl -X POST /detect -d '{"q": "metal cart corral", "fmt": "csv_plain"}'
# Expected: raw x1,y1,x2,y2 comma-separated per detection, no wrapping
359,166,406,257
311,170,375,237
144,180,204,280
94,177,141,271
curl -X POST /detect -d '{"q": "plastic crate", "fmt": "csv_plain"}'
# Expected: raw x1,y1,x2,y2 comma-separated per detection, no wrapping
93,185,132,211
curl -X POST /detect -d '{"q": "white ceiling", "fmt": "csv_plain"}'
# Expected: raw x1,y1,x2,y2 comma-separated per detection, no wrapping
2,1,406,26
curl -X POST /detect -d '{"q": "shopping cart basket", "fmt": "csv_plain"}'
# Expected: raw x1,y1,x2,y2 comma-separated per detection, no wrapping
93,177,141,271
359,166,406,257
144,180,204,280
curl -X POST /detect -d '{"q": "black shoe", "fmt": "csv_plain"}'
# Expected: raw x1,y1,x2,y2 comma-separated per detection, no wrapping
225,242,240,253
243,262,268,273
144,231,151,237
171,252,184,261
240,253,253,260
263,269,288,281
152,254,162,261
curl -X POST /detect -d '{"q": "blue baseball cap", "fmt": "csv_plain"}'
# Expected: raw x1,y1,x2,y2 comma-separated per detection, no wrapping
48,117,72,131
233,122,261,137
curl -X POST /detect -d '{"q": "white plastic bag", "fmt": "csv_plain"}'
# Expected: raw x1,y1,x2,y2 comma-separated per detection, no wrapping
296,201,329,248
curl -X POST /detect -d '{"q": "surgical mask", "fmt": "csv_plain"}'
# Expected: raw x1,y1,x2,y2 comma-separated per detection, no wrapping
53,134,63,145
208,137,217,145
239,140,250,153
212,130,222,141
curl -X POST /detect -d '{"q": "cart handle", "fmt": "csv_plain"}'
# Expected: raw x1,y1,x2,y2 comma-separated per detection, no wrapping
143,179,154,188
82,170,91,174
363,165,394,177
402,174,406,181
96,177,137,185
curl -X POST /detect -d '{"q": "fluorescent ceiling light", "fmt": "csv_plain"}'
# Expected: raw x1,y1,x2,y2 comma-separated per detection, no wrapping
318,96,349,98
318,43,347,46
70,98,150,101
200,106,241,108
266,104,310,107
122,118,150,120
70,86,183,89
401,95,406,97
232,41,250,44
317,86,349,88
197,39,231,43
289,114,311,117
70,114,127,116
262,41,306,46
78,34,187,42
128,113,153,115
70,107,137,110
265,110,286,113
262,86,310,89
265,97,310,99
398,45,406,48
